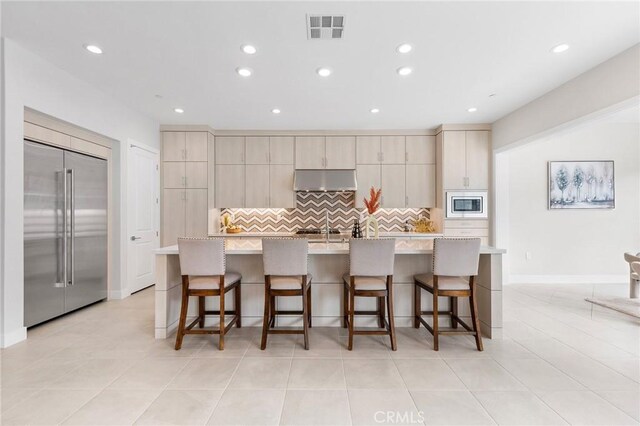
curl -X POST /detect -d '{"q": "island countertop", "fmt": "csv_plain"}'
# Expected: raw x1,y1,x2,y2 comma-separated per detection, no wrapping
155,239,506,255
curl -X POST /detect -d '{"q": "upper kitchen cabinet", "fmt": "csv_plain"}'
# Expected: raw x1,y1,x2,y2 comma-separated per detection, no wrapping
185,132,208,161
269,137,294,164
355,164,381,208
270,165,296,208
406,164,436,207
245,136,270,164
381,164,406,207
215,136,245,164
216,164,245,207
162,132,186,161
405,135,436,164
441,130,490,190
380,136,405,164
245,165,270,207
295,136,325,169
356,136,381,164
295,136,356,169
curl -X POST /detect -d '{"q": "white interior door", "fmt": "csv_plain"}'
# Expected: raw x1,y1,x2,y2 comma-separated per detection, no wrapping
128,143,160,294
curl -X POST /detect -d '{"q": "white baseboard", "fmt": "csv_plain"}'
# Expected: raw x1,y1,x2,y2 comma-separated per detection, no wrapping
1,326,27,348
109,289,131,300
508,274,627,285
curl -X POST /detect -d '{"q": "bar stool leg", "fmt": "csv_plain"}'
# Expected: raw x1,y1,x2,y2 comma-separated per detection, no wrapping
307,285,312,328
342,284,348,328
301,280,310,350
414,283,421,329
377,297,385,328
469,278,484,351
235,281,242,328
175,277,189,350
269,296,276,328
261,280,270,350
432,290,439,351
386,277,397,351
450,296,458,329
348,278,355,351
219,288,225,351
198,296,205,328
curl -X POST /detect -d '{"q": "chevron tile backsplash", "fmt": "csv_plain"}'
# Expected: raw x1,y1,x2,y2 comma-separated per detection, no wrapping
222,192,430,233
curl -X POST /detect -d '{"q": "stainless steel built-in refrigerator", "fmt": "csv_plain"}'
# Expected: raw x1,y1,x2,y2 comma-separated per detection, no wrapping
24,140,108,327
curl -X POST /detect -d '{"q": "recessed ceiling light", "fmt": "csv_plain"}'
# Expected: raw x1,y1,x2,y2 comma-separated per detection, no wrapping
84,44,103,54
236,67,252,77
241,44,257,55
396,43,412,54
397,67,412,76
551,43,570,53
370,108,380,114
467,107,478,113
272,108,281,114
174,108,184,114
317,67,332,77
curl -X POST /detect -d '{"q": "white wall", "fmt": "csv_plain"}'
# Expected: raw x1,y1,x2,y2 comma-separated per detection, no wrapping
492,44,639,152
507,121,640,283
1,38,160,347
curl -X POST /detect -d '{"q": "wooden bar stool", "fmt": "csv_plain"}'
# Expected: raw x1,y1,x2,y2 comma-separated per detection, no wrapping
175,238,241,351
261,238,312,350
342,238,397,351
414,237,483,351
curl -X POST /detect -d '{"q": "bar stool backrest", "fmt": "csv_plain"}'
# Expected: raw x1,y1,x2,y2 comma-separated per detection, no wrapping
262,238,309,276
624,252,640,268
178,238,226,277
433,238,481,277
349,238,396,277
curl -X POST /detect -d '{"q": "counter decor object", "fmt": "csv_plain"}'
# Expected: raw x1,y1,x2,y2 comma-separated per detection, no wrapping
413,217,436,233
221,212,242,233
363,186,381,238
351,219,363,239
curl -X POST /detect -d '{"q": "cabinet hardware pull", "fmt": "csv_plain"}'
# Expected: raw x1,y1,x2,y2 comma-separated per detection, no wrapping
182,176,186,186
405,195,408,207
182,149,186,160
405,152,408,163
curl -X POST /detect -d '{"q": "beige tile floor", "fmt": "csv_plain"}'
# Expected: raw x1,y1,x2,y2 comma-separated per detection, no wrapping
1,283,639,425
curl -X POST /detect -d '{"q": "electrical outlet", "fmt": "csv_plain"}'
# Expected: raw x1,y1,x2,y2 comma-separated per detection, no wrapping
525,251,532,260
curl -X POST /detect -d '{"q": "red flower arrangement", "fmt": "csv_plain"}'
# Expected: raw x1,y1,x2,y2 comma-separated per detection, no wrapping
363,187,382,214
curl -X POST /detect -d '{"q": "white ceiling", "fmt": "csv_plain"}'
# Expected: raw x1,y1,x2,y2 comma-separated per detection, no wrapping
2,1,639,130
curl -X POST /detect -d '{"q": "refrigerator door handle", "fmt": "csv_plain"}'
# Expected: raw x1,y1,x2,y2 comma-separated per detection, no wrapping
68,168,75,286
61,168,69,288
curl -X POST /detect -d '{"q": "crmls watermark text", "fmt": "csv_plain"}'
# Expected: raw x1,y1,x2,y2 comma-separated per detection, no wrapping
374,411,425,424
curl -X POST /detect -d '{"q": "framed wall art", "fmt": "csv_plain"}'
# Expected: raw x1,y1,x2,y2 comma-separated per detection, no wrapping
548,161,615,209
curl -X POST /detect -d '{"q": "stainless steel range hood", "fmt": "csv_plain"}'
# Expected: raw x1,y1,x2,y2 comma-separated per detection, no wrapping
294,169,357,192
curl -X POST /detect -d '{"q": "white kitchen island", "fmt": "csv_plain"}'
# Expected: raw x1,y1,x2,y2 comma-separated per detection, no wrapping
154,239,505,340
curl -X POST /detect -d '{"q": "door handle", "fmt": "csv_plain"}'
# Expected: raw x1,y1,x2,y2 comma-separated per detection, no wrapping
131,236,142,241
68,168,75,286
62,168,68,288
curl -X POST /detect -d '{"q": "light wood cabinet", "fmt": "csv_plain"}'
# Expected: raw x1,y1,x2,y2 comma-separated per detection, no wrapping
406,136,435,164
381,136,406,164
442,130,489,190
406,164,436,207
163,162,207,188
245,137,270,164
356,136,381,164
381,164,406,208
355,165,381,208
269,137,294,164
215,137,245,165
185,189,208,238
163,162,185,188
162,189,186,246
186,162,208,188
245,165,270,207
162,132,186,161
270,165,296,208
216,165,245,207
325,136,356,169
295,136,325,169
185,132,208,161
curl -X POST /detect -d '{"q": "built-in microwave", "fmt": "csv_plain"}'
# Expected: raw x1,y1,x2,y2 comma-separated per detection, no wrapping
446,191,488,218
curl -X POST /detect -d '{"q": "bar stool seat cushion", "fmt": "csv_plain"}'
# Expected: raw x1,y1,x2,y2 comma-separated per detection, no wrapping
342,274,387,290
189,272,242,290
414,274,470,291
269,274,313,290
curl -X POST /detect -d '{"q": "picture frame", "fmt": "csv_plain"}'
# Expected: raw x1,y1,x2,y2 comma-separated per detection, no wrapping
548,161,615,210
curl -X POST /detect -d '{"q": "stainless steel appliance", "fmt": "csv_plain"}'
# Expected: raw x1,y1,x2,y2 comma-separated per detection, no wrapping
293,169,357,192
24,141,108,327
446,191,488,218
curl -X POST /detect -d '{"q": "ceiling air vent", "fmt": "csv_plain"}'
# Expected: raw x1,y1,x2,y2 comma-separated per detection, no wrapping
307,15,345,40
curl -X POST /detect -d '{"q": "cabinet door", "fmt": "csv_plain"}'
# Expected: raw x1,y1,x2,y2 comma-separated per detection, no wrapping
406,164,436,207
381,165,405,208
465,131,490,189
325,136,356,169
162,132,186,161
162,189,185,245
381,136,406,164
245,165,270,208
185,132,208,161
356,136,381,164
355,165,381,208
185,162,208,188
245,136,270,164
442,131,467,190
216,165,245,207
270,165,296,208
269,136,294,164
185,189,208,238
215,136,245,165
295,136,325,169
405,135,435,164
163,162,185,188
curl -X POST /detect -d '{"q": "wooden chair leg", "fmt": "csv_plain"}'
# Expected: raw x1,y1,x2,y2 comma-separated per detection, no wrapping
260,285,270,350
414,283,421,329
235,281,242,328
269,296,276,328
469,281,484,351
348,282,355,351
218,289,225,350
307,285,312,328
302,284,310,350
342,284,348,328
377,297,385,328
198,296,205,328
450,296,457,329
174,278,189,350
386,278,397,351
432,291,439,351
